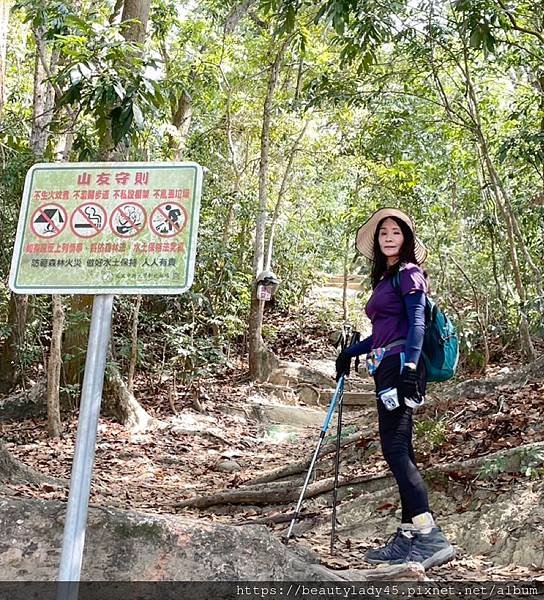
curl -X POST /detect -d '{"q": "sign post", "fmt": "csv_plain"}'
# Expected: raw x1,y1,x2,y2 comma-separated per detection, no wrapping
57,294,113,598
9,162,203,597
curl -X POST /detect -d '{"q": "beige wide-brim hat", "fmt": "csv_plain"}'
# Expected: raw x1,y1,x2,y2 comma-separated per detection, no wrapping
355,207,428,264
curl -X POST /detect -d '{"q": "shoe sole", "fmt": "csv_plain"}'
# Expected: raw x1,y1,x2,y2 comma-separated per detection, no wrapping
420,546,456,570
364,555,409,565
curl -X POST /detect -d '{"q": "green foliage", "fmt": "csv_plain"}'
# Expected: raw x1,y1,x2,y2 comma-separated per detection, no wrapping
520,447,544,479
478,447,544,479
54,18,165,151
478,456,509,479
2,0,544,392
414,418,447,452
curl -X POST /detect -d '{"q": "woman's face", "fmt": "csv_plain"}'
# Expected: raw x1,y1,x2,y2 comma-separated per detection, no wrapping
378,218,404,264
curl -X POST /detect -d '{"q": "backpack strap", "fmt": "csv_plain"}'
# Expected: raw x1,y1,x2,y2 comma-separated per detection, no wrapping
391,271,401,296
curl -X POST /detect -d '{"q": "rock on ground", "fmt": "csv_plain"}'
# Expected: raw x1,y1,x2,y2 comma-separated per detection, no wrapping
0,495,340,581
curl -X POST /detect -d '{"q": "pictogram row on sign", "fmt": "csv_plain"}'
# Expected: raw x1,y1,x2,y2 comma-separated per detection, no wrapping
30,202,189,240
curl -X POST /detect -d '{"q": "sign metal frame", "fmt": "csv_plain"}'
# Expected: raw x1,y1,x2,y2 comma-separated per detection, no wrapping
9,161,203,295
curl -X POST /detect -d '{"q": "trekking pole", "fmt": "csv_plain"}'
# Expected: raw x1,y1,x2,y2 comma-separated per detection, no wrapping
284,375,345,544
330,327,359,554
330,380,345,554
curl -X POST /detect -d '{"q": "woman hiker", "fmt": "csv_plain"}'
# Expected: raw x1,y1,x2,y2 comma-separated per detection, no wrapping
335,207,455,570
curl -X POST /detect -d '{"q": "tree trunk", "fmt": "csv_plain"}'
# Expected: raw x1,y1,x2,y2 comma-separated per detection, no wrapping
221,80,243,243
342,232,349,324
172,91,193,160
121,0,150,44
0,0,17,391
62,294,93,395
341,176,360,324
264,121,307,269
95,0,154,428
248,40,286,380
127,295,142,395
0,0,11,115
30,26,56,157
46,295,64,437
0,20,58,391
62,0,153,429
0,294,28,392
460,50,536,360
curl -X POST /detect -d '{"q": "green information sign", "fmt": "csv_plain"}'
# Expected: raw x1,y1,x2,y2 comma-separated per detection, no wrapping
9,162,203,294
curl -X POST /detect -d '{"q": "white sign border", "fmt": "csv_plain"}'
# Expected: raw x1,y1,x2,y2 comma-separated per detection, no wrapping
8,161,203,295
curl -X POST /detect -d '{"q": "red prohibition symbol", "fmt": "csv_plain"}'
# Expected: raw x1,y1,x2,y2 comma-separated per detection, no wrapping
70,202,107,239
30,203,67,239
150,202,188,238
109,202,147,238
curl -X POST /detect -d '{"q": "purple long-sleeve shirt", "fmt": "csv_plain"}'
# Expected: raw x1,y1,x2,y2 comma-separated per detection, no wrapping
345,263,427,365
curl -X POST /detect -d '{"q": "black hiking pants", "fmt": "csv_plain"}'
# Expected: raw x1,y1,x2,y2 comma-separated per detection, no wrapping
374,353,430,523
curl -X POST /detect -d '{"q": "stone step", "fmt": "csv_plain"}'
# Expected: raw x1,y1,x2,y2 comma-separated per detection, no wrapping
317,389,375,407
250,399,326,428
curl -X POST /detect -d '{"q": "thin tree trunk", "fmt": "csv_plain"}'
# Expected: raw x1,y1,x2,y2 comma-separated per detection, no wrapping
0,22,57,390
172,91,193,160
450,257,490,370
476,138,535,359
46,295,64,437
30,26,56,157
342,232,349,323
460,50,536,360
248,39,287,380
127,295,142,395
341,176,360,324
430,24,536,361
264,121,307,269
0,0,11,115
221,78,242,243
488,224,505,307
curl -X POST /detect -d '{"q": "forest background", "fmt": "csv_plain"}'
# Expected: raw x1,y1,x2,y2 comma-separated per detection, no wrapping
0,0,543,453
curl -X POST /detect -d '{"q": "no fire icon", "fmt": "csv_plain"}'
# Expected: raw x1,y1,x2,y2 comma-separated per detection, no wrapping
31,204,67,238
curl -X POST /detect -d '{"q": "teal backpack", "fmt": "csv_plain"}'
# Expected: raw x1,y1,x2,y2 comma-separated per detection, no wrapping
392,272,459,383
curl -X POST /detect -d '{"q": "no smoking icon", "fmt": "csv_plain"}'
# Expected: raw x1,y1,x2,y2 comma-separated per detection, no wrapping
150,202,187,237
70,203,107,238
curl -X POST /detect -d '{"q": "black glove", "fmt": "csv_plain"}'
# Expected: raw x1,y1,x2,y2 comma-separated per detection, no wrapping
335,350,352,382
399,365,419,399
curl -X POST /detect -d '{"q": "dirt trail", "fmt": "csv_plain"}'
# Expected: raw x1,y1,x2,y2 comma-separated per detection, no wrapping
1,275,543,580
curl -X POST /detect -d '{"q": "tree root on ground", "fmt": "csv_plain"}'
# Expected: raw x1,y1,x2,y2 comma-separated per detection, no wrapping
244,430,374,486
0,442,66,487
103,363,156,431
176,440,544,510
0,380,46,421
234,510,320,526
175,471,391,509
431,440,544,476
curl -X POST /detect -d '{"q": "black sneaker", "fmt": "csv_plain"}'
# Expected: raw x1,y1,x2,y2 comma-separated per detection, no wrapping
364,528,412,564
408,527,455,569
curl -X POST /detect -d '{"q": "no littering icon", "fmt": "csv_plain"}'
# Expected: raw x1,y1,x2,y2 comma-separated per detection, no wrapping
150,202,187,238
